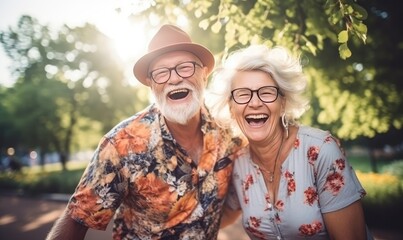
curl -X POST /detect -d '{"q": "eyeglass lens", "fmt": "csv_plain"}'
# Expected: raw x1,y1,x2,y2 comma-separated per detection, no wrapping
231,86,280,104
150,61,199,84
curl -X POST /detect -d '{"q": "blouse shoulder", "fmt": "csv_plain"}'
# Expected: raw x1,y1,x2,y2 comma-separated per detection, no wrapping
298,125,332,143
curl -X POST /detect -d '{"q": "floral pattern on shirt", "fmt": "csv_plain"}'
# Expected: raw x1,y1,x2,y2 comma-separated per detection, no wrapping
226,126,366,239
67,104,246,240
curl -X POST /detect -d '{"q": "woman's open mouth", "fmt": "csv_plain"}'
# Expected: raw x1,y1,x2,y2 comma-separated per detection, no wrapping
245,114,269,126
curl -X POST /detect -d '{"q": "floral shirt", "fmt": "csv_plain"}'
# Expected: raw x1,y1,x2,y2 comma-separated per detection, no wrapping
226,126,366,240
67,104,245,240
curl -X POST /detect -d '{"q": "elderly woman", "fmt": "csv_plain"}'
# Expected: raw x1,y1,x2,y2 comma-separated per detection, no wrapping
208,45,372,239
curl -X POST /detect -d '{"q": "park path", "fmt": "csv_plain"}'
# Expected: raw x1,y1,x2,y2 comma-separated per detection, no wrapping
0,194,248,240
0,194,401,240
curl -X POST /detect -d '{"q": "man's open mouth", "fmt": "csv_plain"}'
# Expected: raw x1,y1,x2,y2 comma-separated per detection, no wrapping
168,89,190,100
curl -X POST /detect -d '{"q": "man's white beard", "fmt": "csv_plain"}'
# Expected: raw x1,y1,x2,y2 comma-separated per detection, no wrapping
154,83,204,125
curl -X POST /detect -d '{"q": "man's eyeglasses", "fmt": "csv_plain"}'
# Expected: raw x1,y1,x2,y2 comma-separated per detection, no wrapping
231,86,283,104
149,61,202,84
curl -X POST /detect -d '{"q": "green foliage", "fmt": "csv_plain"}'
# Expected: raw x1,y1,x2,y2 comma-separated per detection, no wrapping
0,16,148,163
185,0,368,59
24,170,83,195
129,0,403,141
305,0,403,139
0,161,87,195
357,170,403,229
330,0,368,59
338,30,349,43
381,160,403,178
1,1,402,165
358,171,401,204
306,65,397,139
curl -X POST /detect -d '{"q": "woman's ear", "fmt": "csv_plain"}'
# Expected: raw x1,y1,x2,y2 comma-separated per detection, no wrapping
229,101,235,119
281,96,287,113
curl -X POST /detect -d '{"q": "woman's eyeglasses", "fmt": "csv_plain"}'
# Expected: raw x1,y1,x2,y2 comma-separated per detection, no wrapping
231,86,283,104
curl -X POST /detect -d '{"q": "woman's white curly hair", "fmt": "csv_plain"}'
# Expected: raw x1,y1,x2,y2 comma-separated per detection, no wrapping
206,44,310,131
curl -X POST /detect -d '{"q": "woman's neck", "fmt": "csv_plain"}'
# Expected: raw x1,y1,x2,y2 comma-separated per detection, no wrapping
249,128,284,163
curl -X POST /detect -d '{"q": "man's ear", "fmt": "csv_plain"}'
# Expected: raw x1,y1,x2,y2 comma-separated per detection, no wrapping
146,77,154,89
203,66,210,82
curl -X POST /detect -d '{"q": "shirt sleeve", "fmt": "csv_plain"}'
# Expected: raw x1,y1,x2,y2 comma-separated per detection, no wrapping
67,137,128,230
315,136,366,213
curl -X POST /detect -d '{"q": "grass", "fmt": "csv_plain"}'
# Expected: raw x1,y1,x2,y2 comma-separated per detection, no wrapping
0,161,88,195
1,156,402,230
345,155,403,229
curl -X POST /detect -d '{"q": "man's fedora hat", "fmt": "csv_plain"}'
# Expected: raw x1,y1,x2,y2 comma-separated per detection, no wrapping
133,24,215,86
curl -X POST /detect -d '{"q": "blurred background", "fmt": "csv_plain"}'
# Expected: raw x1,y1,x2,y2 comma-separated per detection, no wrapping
0,0,402,239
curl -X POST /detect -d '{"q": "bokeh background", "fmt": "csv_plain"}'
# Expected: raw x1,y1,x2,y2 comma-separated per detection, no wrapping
1,0,402,239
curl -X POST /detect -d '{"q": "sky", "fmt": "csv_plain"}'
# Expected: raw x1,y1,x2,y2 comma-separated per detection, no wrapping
0,0,152,87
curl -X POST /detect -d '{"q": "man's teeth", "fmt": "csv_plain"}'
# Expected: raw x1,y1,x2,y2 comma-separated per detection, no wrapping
170,89,188,94
168,89,189,100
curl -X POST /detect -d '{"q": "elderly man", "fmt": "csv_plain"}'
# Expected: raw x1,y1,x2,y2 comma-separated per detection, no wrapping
46,24,245,240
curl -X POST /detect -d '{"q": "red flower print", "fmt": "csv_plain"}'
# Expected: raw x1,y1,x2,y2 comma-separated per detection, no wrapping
284,170,296,195
307,146,319,165
294,138,300,149
242,174,254,204
335,158,345,170
264,193,272,211
243,174,254,191
324,172,345,195
284,170,293,179
245,226,265,240
303,187,318,206
287,178,296,195
275,199,284,212
299,221,323,236
245,217,266,240
249,216,261,228
243,195,250,204
265,193,270,202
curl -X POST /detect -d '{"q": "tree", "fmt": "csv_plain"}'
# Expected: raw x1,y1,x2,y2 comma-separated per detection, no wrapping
0,16,148,169
125,0,402,141
125,0,367,58
124,0,403,173
0,87,19,153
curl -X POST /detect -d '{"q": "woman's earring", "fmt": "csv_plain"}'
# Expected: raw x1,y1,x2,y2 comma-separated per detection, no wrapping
282,113,289,139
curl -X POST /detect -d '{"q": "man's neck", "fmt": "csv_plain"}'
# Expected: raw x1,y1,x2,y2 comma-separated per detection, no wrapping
165,112,202,141
165,112,204,163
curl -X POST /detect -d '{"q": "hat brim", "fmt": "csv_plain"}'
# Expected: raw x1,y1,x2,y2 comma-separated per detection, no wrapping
133,43,215,86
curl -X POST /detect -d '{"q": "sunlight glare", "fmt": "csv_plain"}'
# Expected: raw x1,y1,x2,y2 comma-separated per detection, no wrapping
110,20,148,61
90,8,148,61
91,3,152,86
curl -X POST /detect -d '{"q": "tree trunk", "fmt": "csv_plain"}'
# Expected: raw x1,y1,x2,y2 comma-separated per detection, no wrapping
369,149,378,173
59,152,67,171
60,98,78,171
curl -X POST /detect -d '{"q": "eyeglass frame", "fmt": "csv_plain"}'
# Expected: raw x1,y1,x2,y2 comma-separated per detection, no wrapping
231,85,284,104
148,61,203,84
